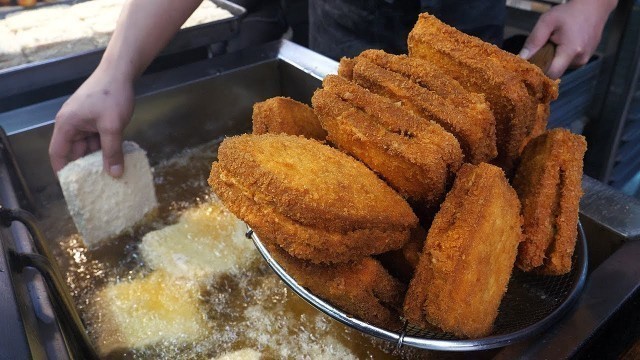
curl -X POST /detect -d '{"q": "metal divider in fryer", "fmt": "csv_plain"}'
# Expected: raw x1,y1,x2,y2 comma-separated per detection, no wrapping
0,127,98,359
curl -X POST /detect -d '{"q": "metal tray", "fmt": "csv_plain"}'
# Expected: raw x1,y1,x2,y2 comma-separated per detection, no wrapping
248,223,588,352
0,0,245,106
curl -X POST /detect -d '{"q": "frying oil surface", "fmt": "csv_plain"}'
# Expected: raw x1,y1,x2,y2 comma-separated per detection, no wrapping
44,139,435,359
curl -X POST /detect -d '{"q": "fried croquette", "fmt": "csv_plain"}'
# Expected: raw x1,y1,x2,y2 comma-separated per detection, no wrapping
403,163,523,338
342,51,497,163
208,134,417,264
261,236,406,329
519,103,551,154
408,13,548,170
312,75,463,211
342,55,497,164
513,129,586,275
252,96,327,141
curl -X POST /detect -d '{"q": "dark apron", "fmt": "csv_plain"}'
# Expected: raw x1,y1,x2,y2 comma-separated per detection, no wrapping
308,0,506,60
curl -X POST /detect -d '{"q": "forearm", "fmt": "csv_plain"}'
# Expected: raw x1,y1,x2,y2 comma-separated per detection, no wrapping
98,0,203,81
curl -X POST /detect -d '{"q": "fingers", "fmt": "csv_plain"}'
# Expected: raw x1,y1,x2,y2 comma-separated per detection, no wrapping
520,13,556,60
98,120,125,178
547,44,576,79
49,115,75,174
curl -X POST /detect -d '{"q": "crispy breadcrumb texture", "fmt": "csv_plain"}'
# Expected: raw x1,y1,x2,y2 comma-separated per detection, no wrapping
209,168,411,264
313,75,463,211
211,134,416,233
344,55,497,164
208,134,417,264
403,163,522,338
408,13,539,170
513,129,586,275
261,236,406,329
252,96,327,141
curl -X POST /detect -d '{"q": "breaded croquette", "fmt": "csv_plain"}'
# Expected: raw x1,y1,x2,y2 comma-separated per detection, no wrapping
209,134,417,264
408,13,555,170
252,96,327,141
403,163,523,338
313,75,463,212
261,237,406,329
342,55,497,164
513,129,586,275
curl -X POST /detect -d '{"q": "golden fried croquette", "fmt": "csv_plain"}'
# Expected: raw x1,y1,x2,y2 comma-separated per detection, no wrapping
209,134,417,264
342,55,497,164
408,13,551,170
252,96,327,141
403,163,523,338
312,75,463,212
513,129,586,275
261,236,405,329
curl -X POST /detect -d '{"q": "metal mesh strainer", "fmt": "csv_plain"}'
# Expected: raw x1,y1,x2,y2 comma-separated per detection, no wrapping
247,223,588,351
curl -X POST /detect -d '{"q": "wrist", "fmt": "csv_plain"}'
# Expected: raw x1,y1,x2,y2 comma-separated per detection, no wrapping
572,0,618,14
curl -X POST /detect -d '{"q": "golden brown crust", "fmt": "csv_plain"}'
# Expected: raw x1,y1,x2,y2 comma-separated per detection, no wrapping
513,129,586,275
252,96,327,141
261,236,406,329
519,103,551,155
403,163,523,338
312,76,463,211
408,13,539,170
212,134,417,233
346,56,497,164
209,167,411,264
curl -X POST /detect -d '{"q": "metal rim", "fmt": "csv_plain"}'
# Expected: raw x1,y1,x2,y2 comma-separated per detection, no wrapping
248,222,588,352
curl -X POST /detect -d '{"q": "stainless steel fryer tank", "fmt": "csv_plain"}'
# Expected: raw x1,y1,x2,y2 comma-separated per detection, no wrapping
0,40,639,359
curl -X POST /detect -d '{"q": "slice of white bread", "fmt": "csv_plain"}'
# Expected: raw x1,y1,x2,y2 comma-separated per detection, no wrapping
214,349,261,360
0,24,26,70
92,271,207,356
140,199,257,279
58,141,158,249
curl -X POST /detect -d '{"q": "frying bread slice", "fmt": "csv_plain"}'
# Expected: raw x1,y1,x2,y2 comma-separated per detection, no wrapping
140,200,257,278
92,271,207,357
404,163,522,338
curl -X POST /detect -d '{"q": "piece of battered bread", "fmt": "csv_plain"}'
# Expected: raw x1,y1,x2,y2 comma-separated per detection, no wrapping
91,271,207,357
513,129,586,275
252,96,327,141
341,51,497,164
313,75,463,213
261,236,406,329
403,163,522,338
209,134,417,264
408,13,558,170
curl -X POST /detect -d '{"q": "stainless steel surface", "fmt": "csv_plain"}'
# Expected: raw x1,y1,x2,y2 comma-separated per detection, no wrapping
0,207,98,359
0,39,638,357
495,239,640,359
0,0,245,108
249,225,588,351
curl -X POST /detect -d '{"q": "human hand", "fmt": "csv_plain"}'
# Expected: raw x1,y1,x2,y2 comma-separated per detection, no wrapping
49,67,134,178
519,0,617,79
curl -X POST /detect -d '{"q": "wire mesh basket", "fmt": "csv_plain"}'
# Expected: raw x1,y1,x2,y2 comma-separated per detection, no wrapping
247,222,588,351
